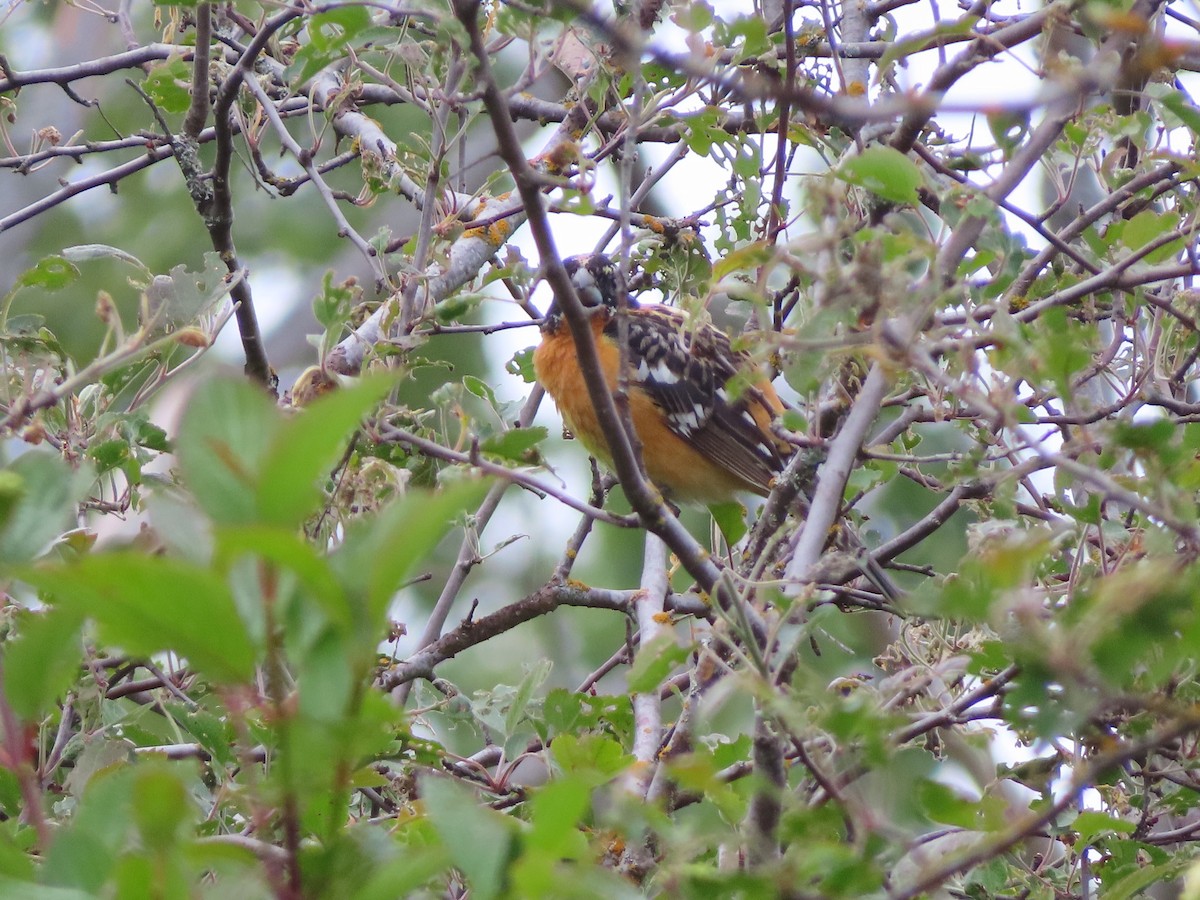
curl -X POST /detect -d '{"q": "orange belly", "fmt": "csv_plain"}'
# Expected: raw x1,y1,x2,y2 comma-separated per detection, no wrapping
533,324,764,502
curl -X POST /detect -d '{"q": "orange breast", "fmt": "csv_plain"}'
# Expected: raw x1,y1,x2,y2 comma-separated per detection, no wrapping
533,318,619,462
533,320,769,503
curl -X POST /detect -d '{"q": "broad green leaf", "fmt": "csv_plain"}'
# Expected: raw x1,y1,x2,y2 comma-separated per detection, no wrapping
132,766,193,852
333,479,491,626
479,425,547,462
672,0,714,31
505,659,552,735
175,376,281,525
172,702,236,767
550,733,632,780
917,779,983,829
44,767,134,890
1072,810,1136,844
710,242,771,280
986,109,1030,156
215,525,347,627
1121,209,1185,264
1156,87,1200,134
15,256,79,292
708,500,747,546
714,14,770,57
1111,859,1192,900
422,776,514,900
296,630,355,721
146,255,237,331
506,348,537,383
0,453,92,565
142,58,192,115
0,879,97,899
312,271,361,330
257,374,394,527
4,608,84,719
26,554,257,683
352,839,451,900
526,778,590,856
287,6,372,84
838,146,923,204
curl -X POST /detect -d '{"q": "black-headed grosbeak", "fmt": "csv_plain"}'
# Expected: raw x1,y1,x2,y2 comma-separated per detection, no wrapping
533,254,790,503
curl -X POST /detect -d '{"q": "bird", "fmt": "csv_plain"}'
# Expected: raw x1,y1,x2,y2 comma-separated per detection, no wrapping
532,254,790,504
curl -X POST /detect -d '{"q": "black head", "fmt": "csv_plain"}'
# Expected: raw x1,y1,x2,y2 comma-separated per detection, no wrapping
541,254,634,331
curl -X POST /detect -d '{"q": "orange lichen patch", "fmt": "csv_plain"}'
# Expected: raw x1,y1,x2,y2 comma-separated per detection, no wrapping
1088,8,1149,33
537,141,582,175
174,327,209,348
487,219,511,246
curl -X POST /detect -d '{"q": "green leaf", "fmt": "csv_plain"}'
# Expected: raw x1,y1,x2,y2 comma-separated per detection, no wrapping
672,0,714,31
61,244,151,278
132,766,193,852
710,242,772,281
0,453,91,565
550,733,631,780
257,374,394,527
44,767,134,890
147,255,237,331
526,778,590,856
876,15,977,74
215,525,347,628
87,439,131,475
176,376,281,525
1157,88,1200,134
421,776,514,900
173,702,236,767
916,779,979,828
143,58,192,115
26,554,257,683
506,348,537,384
287,6,372,84
479,426,547,462
838,146,923,204
352,838,451,900
714,14,770,57
1108,857,1191,900
332,479,492,628
505,659,552,735
0,878,98,899
627,632,689,694
4,608,84,719
296,630,356,721
1121,209,1185,264
313,272,360,331
462,375,495,403
708,501,747,545
15,256,79,291
1072,810,1136,844
986,109,1030,156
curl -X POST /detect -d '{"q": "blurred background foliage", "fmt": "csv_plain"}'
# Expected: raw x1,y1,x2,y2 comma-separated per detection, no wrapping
3,0,1200,897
